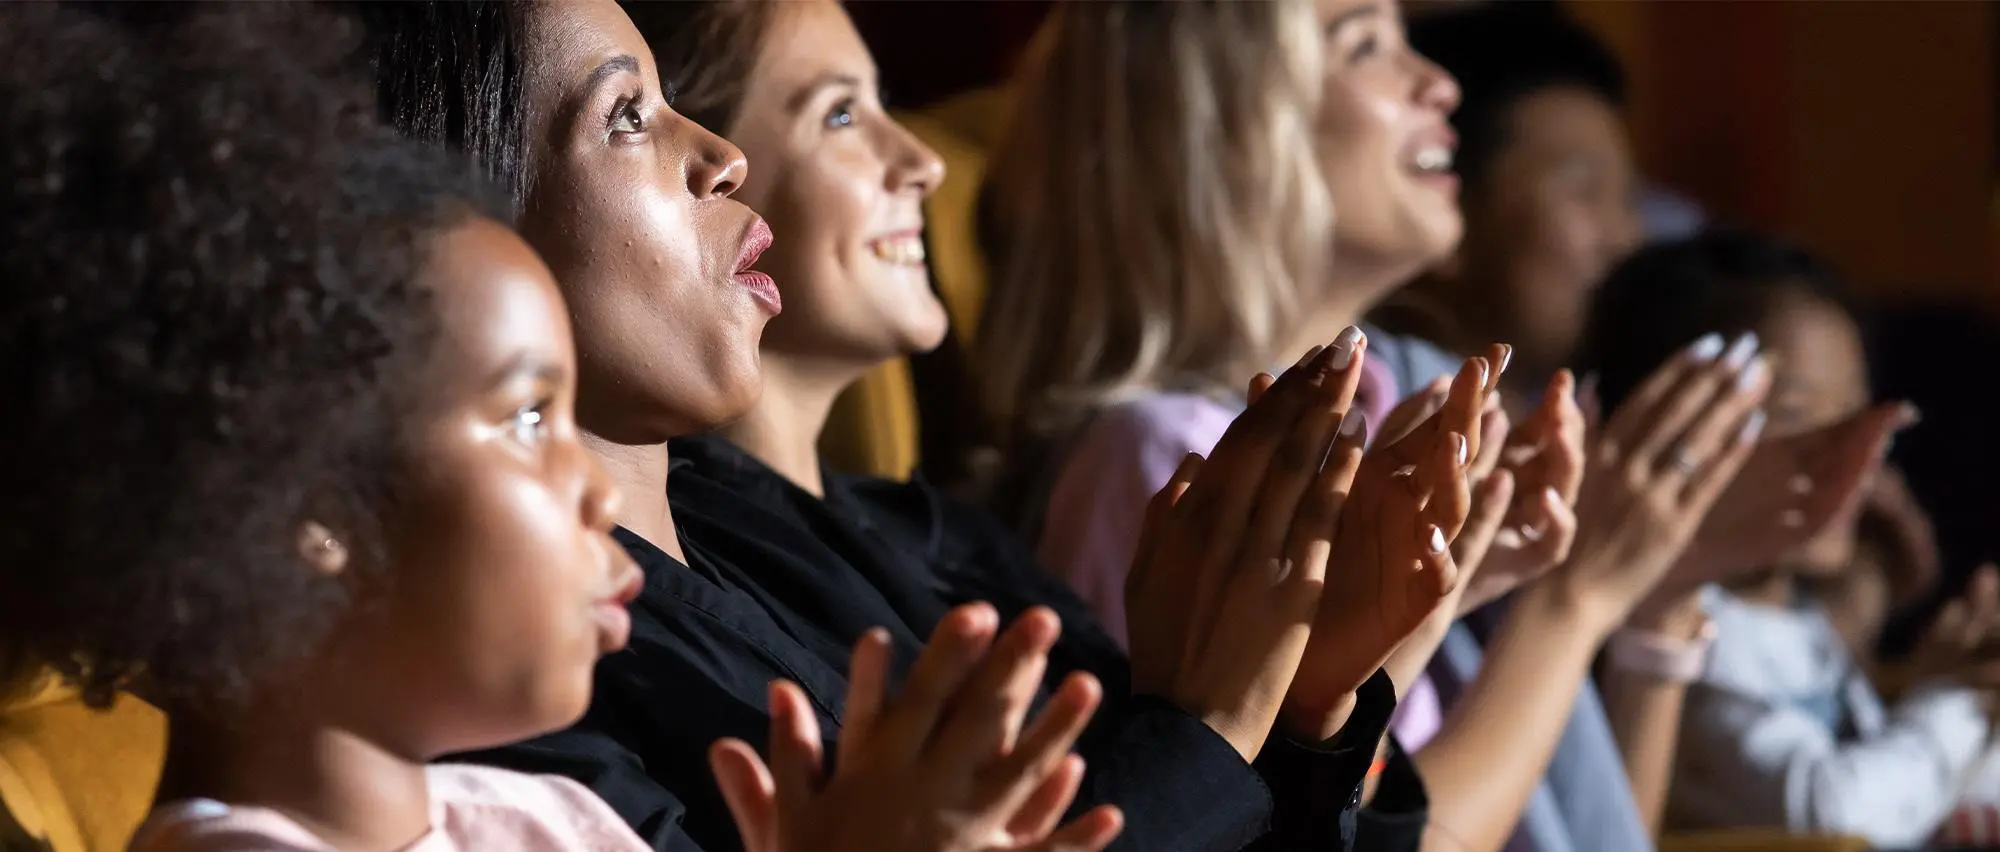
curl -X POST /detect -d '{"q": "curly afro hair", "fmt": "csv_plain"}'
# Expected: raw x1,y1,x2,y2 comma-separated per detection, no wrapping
0,3,508,711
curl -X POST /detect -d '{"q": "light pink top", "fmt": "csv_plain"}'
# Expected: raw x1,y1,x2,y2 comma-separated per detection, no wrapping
1035,355,1444,747
126,764,649,852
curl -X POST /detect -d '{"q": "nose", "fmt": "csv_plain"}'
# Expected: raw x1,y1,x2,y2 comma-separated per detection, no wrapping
883,119,946,199
1411,50,1461,115
579,450,623,534
681,115,749,200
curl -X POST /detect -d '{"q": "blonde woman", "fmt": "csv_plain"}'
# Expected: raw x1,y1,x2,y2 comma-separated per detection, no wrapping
974,2,1825,851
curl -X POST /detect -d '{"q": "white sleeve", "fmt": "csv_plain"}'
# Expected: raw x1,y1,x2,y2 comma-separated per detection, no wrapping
1674,680,1988,848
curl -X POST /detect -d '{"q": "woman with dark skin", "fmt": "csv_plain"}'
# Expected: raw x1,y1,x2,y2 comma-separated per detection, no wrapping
2,6,1113,851
360,2,1473,849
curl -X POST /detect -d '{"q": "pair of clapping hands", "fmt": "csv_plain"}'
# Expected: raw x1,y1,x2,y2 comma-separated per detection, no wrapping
708,329,1911,852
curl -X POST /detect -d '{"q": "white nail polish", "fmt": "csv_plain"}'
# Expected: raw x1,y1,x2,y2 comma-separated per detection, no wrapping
180,799,233,820
1497,344,1514,375
1723,332,1760,369
1427,525,1447,553
1689,333,1725,362
1341,409,1368,440
1329,326,1365,370
1789,475,1813,494
1520,524,1544,543
1736,355,1767,391
1453,433,1469,466
1738,409,1767,444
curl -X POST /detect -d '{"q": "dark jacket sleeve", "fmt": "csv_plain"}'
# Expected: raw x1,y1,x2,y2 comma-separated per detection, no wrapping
1246,669,1404,851
1354,735,1429,852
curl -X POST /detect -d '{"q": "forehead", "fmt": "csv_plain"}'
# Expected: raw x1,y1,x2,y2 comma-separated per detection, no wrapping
1500,87,1627,159
423,218,573,377
759,0,870,75
521,0,656,99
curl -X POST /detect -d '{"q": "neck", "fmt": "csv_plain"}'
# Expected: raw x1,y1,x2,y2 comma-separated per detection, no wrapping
718,353,862,498
583,433,682,562
1728,568,1797,607
1280,269,1394,363
156,703,430,851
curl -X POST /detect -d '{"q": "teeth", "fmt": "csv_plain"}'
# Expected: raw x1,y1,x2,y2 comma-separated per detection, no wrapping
1413,145,1453,173
869,235,926,266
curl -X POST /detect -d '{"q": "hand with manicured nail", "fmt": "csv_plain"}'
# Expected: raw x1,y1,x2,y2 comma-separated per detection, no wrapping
1550,332,1772,631
1453,369,1588,615
1277,346,1498,740
708,605,1123,852
1125,327,1372,760
1672,394,1917,597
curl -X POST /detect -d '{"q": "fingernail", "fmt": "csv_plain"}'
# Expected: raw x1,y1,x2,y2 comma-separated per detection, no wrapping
1477,358,1490,387
1543,486,1562,507
1519,523,1544,543
180,799,232,820
1738,409,1767,444
1789,474,1813,494
1427,524,1447,553
1496,344,1514,375
1896,402,1923,429
1452,432,1469,466
1174,452,1202,480
1329,325,1365,371
1341,409,1368,440
1723,332,1760,369
1689,333,1725,362
1736,355,1767,391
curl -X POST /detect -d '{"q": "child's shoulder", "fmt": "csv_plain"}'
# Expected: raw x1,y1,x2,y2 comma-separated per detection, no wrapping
427,764,647,850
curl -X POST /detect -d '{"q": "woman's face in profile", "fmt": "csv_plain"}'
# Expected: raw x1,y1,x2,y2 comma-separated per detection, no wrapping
1313,0,1464,274
725,0,950,368
513,0,780,444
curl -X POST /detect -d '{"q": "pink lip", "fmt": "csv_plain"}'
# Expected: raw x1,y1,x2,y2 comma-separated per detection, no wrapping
594,562,642,652
734,219,781,315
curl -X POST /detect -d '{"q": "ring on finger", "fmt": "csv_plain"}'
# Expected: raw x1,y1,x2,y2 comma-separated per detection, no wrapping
1665,446,1701,477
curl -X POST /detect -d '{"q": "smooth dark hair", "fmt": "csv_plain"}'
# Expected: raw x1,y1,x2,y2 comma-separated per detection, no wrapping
0,3,502,710
350,1,536,210
621,0,778,136
1574,228,1860,418
1408,1,1625,193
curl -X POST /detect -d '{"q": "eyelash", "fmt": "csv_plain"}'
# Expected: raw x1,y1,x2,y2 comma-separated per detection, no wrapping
608,94,645,136
1349,34,1381,63
508,402,551,447
824,97,856,130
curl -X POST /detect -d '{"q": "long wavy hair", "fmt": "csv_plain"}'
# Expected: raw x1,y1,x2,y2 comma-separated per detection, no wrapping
976,0,1333,448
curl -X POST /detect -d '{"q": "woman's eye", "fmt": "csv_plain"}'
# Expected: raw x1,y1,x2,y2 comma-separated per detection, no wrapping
824,98,856,130
1349,34,1381,62
612,100,645,135
509,405,550,446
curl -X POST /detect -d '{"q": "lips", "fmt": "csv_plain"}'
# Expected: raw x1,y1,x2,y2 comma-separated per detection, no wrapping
594,558,642,653
733,218,781,314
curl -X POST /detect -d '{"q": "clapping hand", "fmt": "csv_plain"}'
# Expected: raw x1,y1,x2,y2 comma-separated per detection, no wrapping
710,605,1123,852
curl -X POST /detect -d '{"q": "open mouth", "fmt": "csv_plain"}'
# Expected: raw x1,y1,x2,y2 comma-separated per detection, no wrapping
867,233,927,267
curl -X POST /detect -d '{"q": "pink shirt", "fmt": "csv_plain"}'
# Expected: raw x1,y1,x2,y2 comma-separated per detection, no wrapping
1035,354,1444,747
127,764,649,852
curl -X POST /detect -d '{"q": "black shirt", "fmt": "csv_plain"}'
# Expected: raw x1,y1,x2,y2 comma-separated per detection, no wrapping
463,435,1411,851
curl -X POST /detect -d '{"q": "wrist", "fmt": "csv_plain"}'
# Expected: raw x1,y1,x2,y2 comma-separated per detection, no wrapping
1524,566,1627,640
1279,689,1358,744
1629,589,1706,636
1606,609,1716,684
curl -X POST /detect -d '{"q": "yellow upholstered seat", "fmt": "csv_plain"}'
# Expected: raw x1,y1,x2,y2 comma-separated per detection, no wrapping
0,674,165,852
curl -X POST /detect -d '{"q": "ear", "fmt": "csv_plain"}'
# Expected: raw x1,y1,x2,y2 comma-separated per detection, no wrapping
296,520,349,577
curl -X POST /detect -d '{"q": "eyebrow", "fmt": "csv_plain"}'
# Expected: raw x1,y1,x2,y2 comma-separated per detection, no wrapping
1325,4,1382,34
487,353,569,392
584,55,642,93
784,72,866,115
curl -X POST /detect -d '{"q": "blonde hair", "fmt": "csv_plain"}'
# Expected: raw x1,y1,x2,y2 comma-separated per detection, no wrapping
977,0,1333,447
